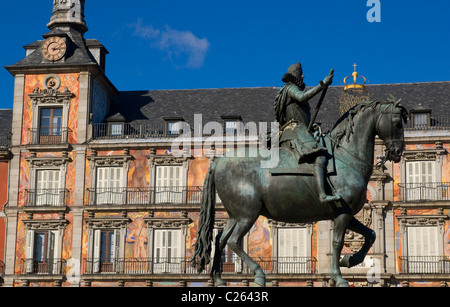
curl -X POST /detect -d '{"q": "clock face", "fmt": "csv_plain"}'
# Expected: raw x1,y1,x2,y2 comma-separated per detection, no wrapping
42,36,67,61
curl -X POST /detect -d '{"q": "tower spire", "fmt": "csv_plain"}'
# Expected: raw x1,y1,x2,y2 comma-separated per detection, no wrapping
47,0,88,34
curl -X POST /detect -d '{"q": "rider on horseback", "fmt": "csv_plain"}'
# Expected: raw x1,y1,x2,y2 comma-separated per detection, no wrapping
275,62,341,204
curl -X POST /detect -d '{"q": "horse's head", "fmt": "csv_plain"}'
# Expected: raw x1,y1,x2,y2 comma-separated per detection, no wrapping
375,98,409,163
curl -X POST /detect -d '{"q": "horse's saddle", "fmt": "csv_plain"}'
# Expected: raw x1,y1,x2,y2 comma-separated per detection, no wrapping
269,135,335,176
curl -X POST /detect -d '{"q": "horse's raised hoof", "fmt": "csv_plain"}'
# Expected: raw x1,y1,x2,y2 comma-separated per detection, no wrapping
254,270,266,287
330,276,350,287
336,280,350,287
255,275,266,287
212,274,227,287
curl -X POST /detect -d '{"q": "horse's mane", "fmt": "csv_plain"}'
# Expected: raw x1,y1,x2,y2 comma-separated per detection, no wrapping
329,95,409,147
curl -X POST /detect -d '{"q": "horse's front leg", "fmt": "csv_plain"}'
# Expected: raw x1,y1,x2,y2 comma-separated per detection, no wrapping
330,211,352,287
340,217,376,268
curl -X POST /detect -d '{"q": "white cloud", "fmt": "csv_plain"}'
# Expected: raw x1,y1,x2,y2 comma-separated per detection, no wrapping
132,19,210,69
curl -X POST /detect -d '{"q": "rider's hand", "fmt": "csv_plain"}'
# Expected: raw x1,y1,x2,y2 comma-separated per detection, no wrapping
323,75,333,87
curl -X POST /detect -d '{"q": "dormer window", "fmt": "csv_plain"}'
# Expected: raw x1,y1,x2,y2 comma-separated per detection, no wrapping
163,117,185,136
410,109,431,129
167,121,180,136
110,123,123,137
105,112,126,138
225,120,238,135
221,115,242,135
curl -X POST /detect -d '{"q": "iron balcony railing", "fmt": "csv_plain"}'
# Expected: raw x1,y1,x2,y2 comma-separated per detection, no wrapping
86,186,203,206
92,122,168,140
90,114,450,141
19,258,66,275
27,127,71,145
398,182,450,202
25,189,70,207
90,122,262,140
405,113,450,131
399,256,450,274
81,257,317,275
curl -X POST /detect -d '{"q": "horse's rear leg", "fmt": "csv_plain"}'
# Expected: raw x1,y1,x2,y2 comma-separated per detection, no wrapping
227,218,266,287
330,211,352,287
340,217,376,268
211,219,237,286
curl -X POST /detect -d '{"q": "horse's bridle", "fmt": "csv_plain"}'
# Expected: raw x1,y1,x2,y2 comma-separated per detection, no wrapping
376,103,404,161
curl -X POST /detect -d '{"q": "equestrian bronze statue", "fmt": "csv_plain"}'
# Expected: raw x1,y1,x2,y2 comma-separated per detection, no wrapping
192,63,408,287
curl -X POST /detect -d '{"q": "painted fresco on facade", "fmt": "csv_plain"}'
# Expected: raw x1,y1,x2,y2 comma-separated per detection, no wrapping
22,73,80,145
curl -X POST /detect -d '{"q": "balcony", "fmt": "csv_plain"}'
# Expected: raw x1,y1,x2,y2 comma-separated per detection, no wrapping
399,256,450,274
26,127,71,151
398,182,450,202
28,127,70,144
25,189,69,207
91,123,168,140
19,258,66,275
404,113,450,131
81,257,317,276
86,186,203,207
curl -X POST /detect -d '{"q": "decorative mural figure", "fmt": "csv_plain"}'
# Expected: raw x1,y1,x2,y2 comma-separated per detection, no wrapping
126,217,148,258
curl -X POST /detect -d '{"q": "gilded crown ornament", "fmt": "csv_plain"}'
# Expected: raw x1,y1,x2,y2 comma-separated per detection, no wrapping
339,63,370,115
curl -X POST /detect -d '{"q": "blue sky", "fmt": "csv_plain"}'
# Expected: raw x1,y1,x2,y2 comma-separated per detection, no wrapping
1,0,449,109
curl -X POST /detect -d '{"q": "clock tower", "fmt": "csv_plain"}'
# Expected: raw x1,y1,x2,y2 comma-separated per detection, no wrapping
3,1,118,286
48,0,88,34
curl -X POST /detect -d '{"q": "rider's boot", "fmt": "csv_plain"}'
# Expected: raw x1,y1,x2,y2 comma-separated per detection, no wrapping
314,156,341,204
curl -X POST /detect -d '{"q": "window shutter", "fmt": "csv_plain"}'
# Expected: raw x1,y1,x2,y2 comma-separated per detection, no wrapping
25,230,35,274
155,166,184,203
154,230,163,261
113,229,121,272
96,167,123,204
48,231,57,274
407,226,439,257
47,231,55,260
93,229,101,273
278,228,307,258
37,170,62,206
169,230,181,259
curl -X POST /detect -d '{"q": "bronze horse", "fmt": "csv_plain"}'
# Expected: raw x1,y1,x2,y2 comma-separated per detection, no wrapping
192,98,408,287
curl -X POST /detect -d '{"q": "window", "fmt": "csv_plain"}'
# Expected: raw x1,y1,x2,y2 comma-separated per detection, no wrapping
110,123,123,137
278,228,308,273
96,167,124,205
167,121,180,136
153,229,182,273
29,77,74,146
405,161,436,201
35,169,60,206
25,230,59,274
407,226,439,257
225,120,238,135
410,110,431,129
154,165,184,203
406,226,440,273
93,229,121,273
278,228,307,258
413,113,428,128
39,108,62,144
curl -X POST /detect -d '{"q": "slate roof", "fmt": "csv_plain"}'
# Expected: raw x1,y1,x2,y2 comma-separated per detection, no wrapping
108,81,450,131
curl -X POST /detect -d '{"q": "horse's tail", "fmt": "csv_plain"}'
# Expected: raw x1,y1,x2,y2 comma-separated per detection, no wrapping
191,160,217,273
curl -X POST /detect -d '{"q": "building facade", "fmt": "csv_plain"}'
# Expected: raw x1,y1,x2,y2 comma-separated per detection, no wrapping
0,1,449,287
